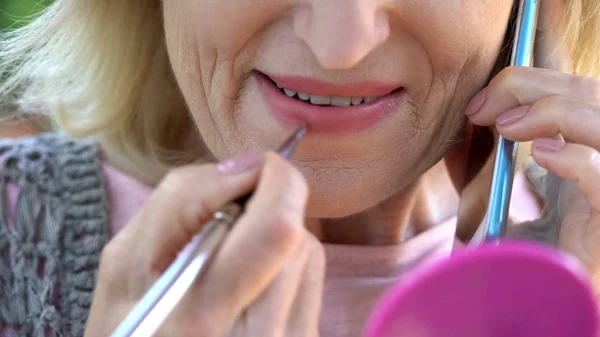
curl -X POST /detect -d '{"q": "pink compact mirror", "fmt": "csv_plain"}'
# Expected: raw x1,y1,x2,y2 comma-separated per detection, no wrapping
364,241,598,337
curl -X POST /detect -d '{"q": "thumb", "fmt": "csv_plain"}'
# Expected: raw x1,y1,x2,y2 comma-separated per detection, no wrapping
533,0,574,73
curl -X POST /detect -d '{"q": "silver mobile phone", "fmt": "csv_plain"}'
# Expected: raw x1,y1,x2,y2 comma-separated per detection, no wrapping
466,0,539,246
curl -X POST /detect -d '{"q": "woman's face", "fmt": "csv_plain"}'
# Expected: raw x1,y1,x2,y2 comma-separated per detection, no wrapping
162,0,514,218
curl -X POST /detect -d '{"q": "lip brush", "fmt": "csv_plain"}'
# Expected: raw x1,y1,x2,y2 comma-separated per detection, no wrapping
111,124,308,337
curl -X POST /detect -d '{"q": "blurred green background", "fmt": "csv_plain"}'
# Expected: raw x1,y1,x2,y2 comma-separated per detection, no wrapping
1,0,53,30
0,0,53,134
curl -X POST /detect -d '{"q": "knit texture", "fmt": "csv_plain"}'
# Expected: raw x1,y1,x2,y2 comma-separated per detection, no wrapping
0,134,109,337
505,158,561,247
0,133,558,337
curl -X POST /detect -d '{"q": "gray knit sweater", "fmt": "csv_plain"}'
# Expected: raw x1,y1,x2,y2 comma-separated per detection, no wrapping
0,133,560,337
0,134,109,337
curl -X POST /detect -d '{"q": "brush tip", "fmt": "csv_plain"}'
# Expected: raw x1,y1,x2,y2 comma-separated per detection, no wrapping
278,124,308,159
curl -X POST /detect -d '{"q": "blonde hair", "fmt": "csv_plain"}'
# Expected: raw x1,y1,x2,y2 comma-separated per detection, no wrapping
1,0,599,184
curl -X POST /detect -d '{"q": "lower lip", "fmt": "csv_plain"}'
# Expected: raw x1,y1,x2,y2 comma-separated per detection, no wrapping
255,73,405,135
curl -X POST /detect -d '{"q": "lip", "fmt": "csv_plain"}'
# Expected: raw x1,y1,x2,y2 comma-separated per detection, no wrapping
266,73,399,97
255,72,405,135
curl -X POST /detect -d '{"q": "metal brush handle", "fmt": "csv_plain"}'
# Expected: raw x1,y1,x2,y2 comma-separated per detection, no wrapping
110,125,306,337
110,203,242,337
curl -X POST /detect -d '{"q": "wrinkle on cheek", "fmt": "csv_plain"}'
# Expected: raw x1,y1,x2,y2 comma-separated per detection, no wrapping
167,18,203,97
416,72,466,159
417,0,509,75
165,7,233,157
201,46,218,102
417,11,507,148
419,75,450,129
208,58,232,103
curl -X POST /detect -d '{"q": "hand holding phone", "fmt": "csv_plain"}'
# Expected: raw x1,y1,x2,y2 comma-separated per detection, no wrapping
467,0,539,246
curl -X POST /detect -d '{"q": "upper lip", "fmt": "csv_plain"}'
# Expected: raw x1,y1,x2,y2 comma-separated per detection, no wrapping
261,72,401,97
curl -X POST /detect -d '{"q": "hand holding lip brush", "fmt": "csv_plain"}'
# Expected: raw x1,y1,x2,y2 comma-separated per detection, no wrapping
104,125,311,337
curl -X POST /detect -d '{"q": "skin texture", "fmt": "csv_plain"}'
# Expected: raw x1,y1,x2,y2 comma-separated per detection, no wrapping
0,113,41,138
0,123,38,138
86,154,326,337
86,0,600,336
161,1,514,231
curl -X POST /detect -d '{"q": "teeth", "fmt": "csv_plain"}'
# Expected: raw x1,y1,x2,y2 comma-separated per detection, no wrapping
284,89,297,97
331,96,351,107
298,92,310,100
309,95,332,105
351,97,364,106
275,82,381,106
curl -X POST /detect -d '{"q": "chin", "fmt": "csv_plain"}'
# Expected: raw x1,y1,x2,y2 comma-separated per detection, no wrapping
296,158,422,218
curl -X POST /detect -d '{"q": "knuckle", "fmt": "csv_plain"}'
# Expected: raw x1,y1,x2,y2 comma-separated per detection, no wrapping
293,231,317,263
586,150,600,171
494,66,522,90
537,95,571,117
156,165,222,232
264,152,309,199
538,94,565,107
159,165,212,195
160,167,190,191
491,67,528,103
576,150,600,208
181,196,215,234
571,75,600,104
535,95,573,131
295,232,311,256
97,241,125,280
571,147,599,178
289,167,309,199
242,153,309,254
306,233,325,268
265,208,306,252
264,207,304,250
261,152,309,214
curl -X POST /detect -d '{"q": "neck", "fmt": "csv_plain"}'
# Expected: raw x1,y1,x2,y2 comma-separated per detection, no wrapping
309,160,461,245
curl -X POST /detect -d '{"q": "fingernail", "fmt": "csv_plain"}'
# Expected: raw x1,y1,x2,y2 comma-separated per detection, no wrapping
217,153,262,174
533,138,565,153
465,88,487,116
496,105,530,125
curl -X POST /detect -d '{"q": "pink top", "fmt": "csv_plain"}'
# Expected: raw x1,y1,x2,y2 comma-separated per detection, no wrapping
2,163,541,337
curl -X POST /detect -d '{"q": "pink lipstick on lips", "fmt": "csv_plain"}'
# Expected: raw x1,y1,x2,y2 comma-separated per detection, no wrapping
254,71,405,135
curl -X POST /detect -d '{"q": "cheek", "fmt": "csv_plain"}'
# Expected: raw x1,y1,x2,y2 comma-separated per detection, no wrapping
162,2,204,109
403,1,512,78
407,1,513,118
164,1,287,72
161,0,288,127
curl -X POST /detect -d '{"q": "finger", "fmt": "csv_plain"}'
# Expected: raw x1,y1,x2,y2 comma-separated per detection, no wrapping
531,139,600,211
193,152,309,332
230,237,310,337
465,0,577,124
99,160,262,290
491,95,600,150
466,67,600,125
534,0,574,73
286,234,325,337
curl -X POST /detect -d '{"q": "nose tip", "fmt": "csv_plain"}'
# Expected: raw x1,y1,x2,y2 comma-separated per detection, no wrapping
293,3,390,69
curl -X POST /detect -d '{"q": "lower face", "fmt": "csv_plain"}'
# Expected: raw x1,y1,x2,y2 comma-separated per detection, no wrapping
162,0,514,218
